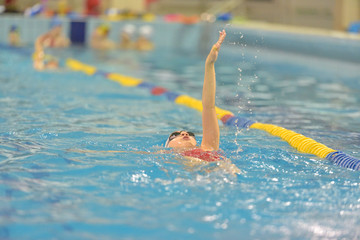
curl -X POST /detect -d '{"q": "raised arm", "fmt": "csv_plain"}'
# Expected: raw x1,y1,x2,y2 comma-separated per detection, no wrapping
201,30,226,151
33,36,46,71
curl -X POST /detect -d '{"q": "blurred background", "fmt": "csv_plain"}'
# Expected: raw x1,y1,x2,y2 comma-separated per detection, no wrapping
1,0,359,32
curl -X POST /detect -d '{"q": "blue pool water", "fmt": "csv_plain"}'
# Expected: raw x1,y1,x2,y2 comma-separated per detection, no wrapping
1,29,360,239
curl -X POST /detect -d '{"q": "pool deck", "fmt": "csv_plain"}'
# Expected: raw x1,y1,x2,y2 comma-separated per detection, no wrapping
231,20,360,41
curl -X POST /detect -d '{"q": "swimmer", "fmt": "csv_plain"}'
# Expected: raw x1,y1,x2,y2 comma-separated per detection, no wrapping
135,25,154,51
8,25,21,47
36,18,70,48
119,24,136,49
33,37,59,71
90,23,116,50
163,30,240,175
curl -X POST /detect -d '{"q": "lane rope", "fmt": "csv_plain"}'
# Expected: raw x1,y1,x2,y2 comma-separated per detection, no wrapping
65,58,360,170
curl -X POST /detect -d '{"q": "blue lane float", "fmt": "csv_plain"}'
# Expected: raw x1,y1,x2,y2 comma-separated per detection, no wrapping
326,151,360,170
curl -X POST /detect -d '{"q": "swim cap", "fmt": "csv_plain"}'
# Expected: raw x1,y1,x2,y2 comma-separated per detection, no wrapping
123,24,136,35
96,23,110,35
139,25,153,37
50,17,62,29
10,25,18,32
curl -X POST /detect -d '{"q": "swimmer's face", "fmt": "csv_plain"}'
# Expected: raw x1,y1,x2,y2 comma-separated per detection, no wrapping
167,131,197,148
51,26,62,36
121,32,132,41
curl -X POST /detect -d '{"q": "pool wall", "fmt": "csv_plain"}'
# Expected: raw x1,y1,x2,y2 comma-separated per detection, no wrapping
1,15,360,63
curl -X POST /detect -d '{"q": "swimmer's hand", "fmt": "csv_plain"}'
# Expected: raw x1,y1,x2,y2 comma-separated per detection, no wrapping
206,30,226,65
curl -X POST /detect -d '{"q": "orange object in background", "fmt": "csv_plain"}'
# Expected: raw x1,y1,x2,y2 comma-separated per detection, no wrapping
180,15,199,25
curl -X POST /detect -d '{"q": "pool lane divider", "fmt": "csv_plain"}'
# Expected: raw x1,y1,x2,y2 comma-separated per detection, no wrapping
66,58,360,171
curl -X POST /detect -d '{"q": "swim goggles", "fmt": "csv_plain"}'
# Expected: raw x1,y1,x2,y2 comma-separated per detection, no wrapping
165,131,196,147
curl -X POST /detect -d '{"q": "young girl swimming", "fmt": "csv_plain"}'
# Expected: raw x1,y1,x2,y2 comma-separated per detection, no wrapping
164,30,241,175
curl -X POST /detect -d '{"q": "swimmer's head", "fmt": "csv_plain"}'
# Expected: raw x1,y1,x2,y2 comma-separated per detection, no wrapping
97,23,110,36
49,17,63,29
122,24,136,36
165,131,197,148
10,25,19,33
49,17,63,36
139,25,153,38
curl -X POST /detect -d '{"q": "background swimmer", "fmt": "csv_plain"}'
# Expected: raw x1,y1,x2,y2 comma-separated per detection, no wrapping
33,37,59,71
135,25,154,51
90,23,116,50
36,18,70,48
119,24,136,49
8,25,21,46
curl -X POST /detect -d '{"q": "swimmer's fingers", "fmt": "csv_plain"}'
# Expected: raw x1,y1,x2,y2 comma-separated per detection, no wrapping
214,30,226,50
217,30,226,45
206,30,226,64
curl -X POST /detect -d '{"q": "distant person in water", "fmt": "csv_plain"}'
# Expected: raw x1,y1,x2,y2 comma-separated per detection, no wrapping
90,23,116,50
35,18,70,48
119,24,136,50
135,25,154,51
33,37,59,71
164,30,240,175
33,18,67,70
118,24,154,51
8,25,21,46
